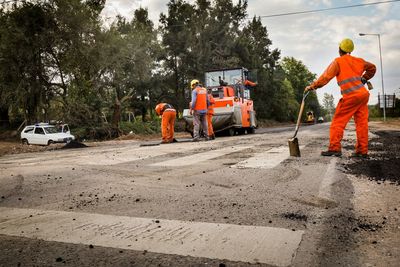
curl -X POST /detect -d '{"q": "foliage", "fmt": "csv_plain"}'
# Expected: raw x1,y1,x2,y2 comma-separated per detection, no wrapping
119,119,161,135
368,104,381,118
280,57,321,119
322,93,335,121
0,0,324,138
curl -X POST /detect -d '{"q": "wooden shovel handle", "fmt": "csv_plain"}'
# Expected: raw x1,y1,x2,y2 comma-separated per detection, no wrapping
292,91,309,138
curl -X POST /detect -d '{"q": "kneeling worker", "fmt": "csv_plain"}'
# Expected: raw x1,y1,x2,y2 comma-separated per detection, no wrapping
155,103,176,144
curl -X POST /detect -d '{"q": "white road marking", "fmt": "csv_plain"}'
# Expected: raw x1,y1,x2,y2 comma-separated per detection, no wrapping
151,146,251,167
318,157,341,201
234,146,304,169
77,147,166,165
0,147,167,166
0,207,303,266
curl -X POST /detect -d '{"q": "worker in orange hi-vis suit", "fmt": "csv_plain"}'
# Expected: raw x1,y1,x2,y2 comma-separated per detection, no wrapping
207,90,216,140
155,103,176,144
305,38,376,158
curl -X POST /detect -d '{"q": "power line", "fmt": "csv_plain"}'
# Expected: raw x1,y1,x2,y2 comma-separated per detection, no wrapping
258,0,400,19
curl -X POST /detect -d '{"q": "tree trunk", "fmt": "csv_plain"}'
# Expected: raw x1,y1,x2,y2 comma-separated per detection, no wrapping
0,106,10,128
111,97,121,128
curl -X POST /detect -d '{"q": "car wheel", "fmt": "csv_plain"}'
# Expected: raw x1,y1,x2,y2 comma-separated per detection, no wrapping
47,140,54,146
21,139,29,145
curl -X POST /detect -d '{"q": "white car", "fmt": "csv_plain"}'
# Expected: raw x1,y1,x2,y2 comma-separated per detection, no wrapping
21,123,75,145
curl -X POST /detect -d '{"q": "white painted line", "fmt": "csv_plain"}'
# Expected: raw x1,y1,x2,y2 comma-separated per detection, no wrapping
151,146,251,167
0,207,303,266
77,147,166,165
318,157,341,201
0,147,167,166
234,146,304,169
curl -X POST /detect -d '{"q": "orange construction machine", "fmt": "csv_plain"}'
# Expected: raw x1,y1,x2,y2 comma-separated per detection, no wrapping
183,67,257,136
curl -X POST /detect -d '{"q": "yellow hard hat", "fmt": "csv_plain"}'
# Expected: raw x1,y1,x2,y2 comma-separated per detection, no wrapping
190,79,199,88
339,38,354,53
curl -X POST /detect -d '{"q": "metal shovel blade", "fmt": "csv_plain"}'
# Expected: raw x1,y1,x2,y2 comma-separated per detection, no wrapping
288,137,301,157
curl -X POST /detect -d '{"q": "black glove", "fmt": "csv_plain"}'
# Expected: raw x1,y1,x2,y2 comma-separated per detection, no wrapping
361,77,367,84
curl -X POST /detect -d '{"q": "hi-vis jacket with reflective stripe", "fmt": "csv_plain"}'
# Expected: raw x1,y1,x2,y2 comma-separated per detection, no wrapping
191,86,208,111
310,54,376,97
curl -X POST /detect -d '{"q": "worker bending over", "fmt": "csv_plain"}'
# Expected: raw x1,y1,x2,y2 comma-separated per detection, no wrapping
155,103,176,144
305,38,376,157
190,79,209,141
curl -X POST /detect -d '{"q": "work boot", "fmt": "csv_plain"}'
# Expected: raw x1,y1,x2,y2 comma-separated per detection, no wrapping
321,150,342,157
351,152,369,159
192,137,199,142
210,134,215,140
161,140,171,144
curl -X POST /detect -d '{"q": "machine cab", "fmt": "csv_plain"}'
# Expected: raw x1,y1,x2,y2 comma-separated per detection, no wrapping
204,67,255,100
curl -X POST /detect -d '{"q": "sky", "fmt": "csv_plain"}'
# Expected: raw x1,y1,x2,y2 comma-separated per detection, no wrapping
101,0,400,106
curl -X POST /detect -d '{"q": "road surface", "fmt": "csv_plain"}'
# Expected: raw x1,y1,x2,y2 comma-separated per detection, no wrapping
0,122,399,266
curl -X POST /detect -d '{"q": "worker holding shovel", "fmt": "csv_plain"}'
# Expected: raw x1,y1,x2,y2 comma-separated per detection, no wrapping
305,38,376,157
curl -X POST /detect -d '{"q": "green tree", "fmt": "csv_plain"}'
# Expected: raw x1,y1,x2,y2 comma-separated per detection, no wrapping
0,3,56,124
0,0,106,125
322,93,335,121
104,8,159,126
281,57,322,118
159,0,249,111
239,17,288,120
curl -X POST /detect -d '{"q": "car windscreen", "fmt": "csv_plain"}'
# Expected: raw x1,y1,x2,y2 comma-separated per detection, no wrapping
44,126,59,134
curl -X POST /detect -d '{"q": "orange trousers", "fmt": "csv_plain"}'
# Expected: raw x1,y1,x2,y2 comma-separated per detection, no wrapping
329,90,369,154
161,110,176,142
207,113,214,136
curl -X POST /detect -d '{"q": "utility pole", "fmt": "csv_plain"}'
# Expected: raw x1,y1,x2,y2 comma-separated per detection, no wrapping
359,33,386,121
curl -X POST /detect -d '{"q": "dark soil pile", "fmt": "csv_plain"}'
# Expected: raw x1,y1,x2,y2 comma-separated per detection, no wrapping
62,140,88,149
343,130,400,185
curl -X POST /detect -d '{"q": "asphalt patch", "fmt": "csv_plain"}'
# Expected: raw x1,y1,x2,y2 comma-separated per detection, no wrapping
343,130,400,185
62,141,88,149
282,212,308,222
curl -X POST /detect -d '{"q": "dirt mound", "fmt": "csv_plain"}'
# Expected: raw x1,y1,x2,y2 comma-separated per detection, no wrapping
62,141,88,149
343,130,400,185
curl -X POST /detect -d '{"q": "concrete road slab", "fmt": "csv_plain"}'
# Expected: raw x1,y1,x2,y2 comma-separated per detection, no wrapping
233,146,304,169
0,207,304,266
151,146,251,167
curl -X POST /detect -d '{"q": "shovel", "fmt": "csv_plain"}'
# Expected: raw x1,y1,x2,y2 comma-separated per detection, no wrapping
288,91,310,157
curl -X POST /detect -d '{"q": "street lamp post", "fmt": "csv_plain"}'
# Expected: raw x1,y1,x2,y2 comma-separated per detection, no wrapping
359,33,386,121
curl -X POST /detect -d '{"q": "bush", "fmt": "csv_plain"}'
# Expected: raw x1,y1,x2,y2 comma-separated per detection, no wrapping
119,119,161,135
369,104,381,118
